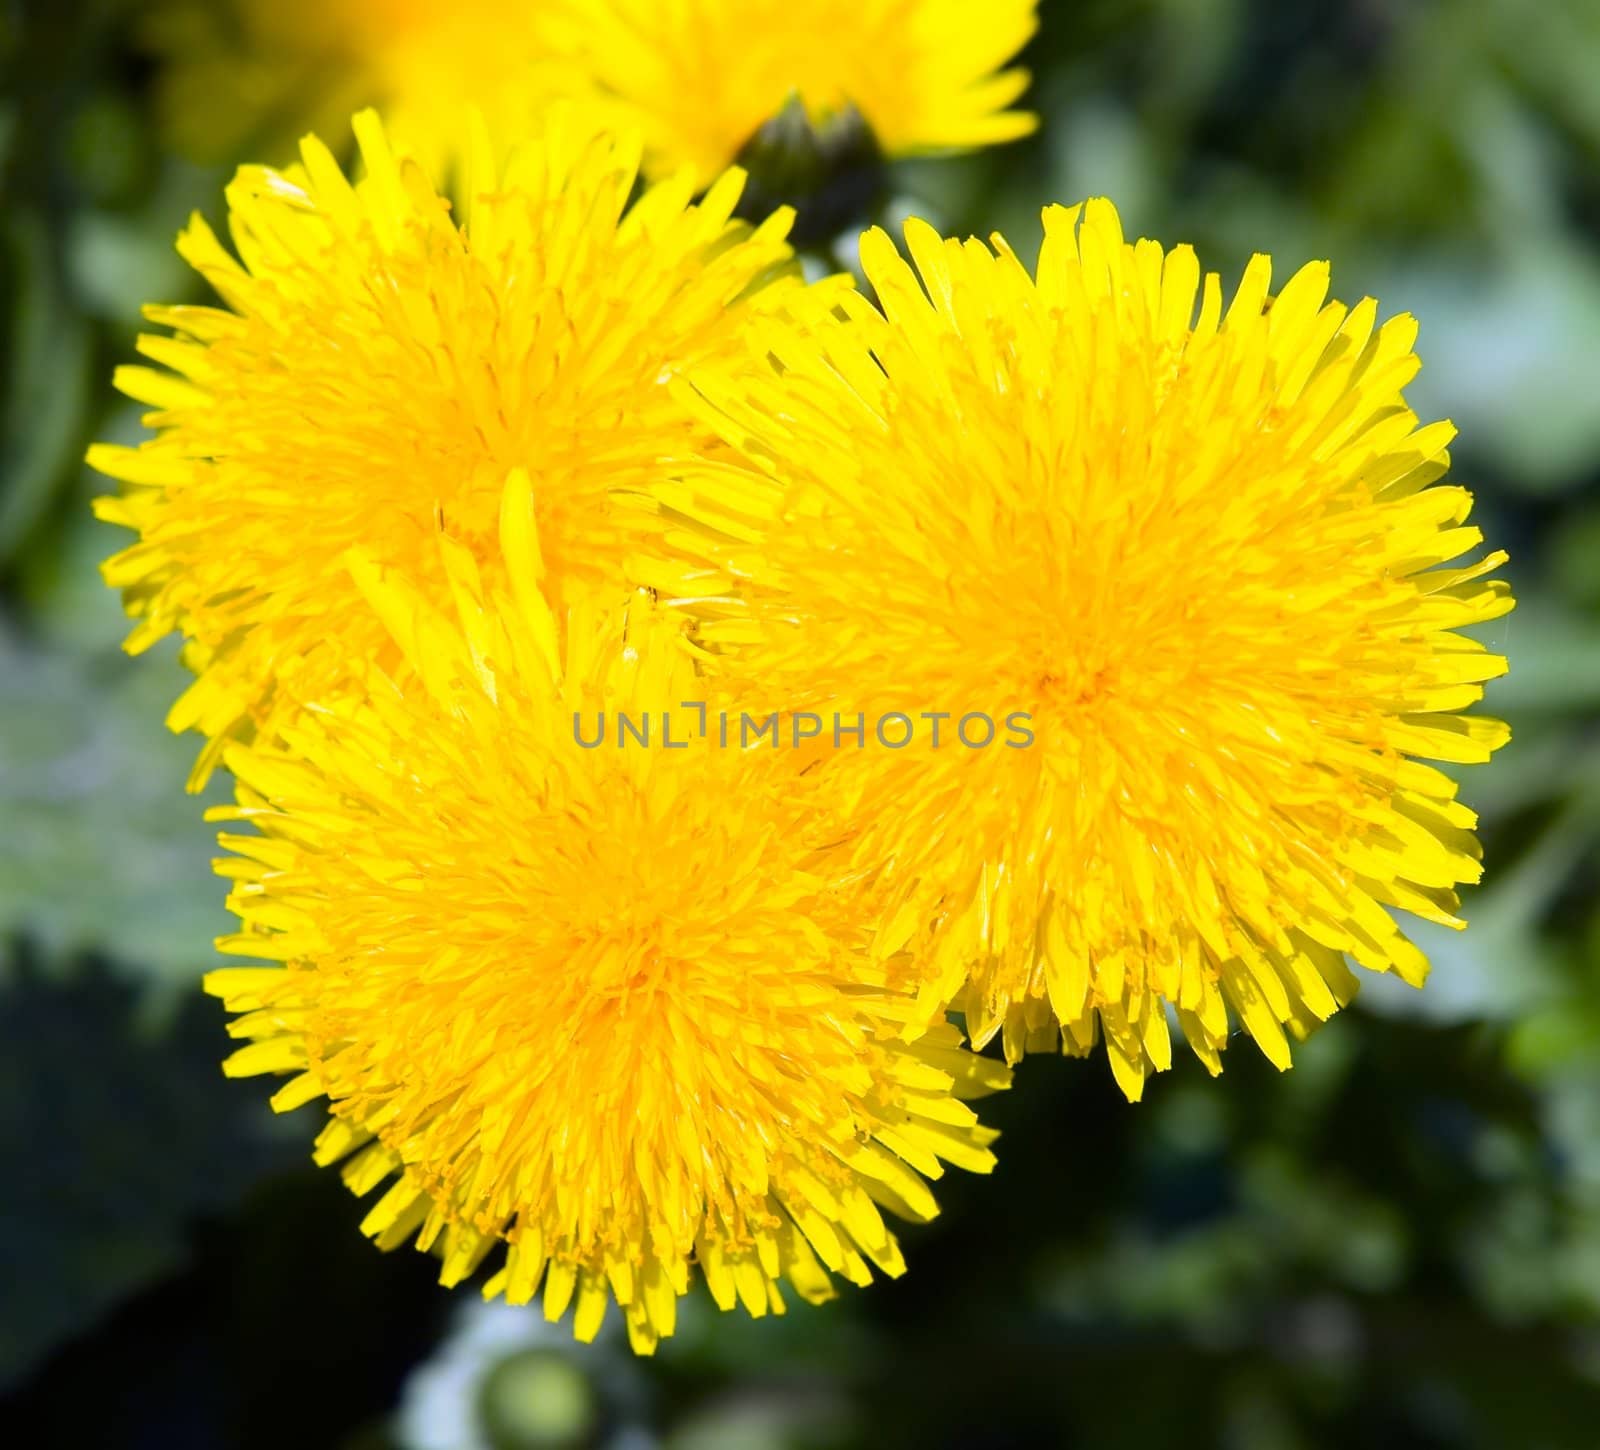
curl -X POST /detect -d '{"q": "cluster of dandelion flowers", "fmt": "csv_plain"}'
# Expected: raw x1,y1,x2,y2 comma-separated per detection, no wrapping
91,108,800,781
545,0,1040,187
655,199,1514,1099
207,477,1008,1354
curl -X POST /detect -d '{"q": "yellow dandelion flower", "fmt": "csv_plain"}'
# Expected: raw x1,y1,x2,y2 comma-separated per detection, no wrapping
146,0,568,171
205,473,1007,1355
547,0,1040,186
151,0,1038,188
649,200,1515,1099
90,108,798,783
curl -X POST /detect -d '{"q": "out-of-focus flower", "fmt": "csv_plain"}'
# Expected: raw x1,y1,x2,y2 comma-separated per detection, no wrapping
396,1300,630,1450
651,199,1515,1098
547,0,1040,187
145,0,564,171
205,479,1007,1354
90,108,798,784
148,1,1038,193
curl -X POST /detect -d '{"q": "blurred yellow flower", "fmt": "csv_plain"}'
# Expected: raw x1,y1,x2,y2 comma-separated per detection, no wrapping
150,1,1036,188
548,0,1040,185
650,200,1515,1099
146,0,566,171
205,476,1007,1354
91,108,796,784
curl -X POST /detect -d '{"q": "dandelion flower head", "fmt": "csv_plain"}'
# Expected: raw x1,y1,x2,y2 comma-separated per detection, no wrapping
205,475,1007,1354
149,0,1038,189
92,108,797,779
546,0,1040,187
147,0,566,171
654,200,1515,1099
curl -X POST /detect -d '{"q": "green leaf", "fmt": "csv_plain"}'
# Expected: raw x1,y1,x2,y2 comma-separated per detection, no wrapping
0,943,305,1391
0,214,94,570
0,623,232,988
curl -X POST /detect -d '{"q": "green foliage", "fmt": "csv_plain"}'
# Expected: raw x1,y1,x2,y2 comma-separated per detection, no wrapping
0,941,308,1393
0,626,235,985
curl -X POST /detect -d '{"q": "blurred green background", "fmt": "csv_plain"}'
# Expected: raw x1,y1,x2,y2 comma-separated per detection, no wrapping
4,0,1600,1445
